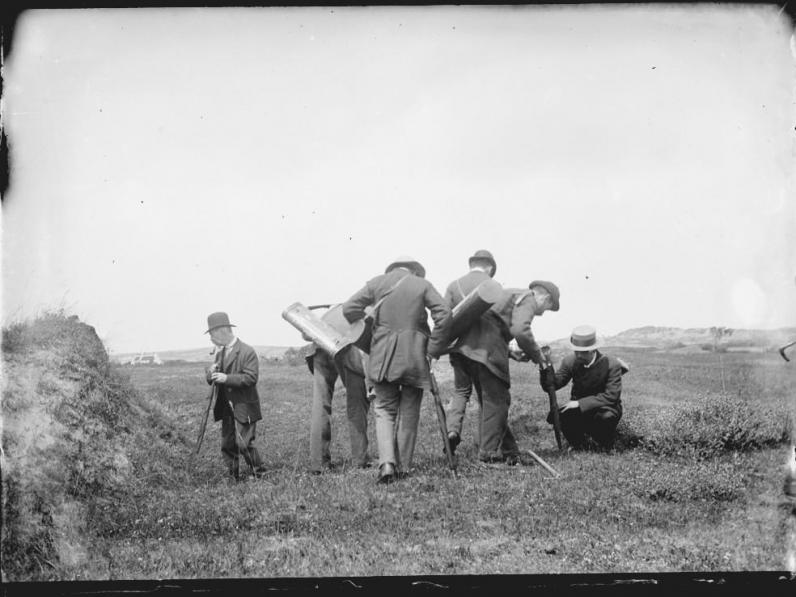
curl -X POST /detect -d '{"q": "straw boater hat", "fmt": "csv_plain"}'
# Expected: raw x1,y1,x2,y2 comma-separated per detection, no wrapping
468,249,497,277
568,325,602,351
528,280,560,312
205,312,236,334
385,256,426,278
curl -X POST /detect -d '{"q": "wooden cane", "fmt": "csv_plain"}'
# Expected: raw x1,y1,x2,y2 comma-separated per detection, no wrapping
523,449,562,478
540,346,564,451
428,357,458,479
194,383,217,455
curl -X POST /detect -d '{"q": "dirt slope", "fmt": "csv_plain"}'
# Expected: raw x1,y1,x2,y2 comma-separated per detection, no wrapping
1,313,159,580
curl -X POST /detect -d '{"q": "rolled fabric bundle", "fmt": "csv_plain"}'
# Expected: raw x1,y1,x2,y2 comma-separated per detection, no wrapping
282,302,350,357
320,304,371,354
446,278,503,344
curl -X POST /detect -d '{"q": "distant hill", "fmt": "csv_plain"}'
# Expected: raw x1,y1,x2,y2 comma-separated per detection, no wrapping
111,345,295,364
110,326,796,363
601,326,796,351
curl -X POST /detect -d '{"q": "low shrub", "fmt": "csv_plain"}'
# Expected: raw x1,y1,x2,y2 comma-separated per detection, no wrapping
620,393,791,460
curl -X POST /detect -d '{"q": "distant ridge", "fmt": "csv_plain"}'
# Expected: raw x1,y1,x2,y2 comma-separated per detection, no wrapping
602,326,796,350
110,345,295,363
110,326,796,363
541,325,796,354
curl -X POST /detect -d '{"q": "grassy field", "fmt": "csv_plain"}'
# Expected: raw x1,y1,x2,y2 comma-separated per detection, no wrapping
70,347,795,579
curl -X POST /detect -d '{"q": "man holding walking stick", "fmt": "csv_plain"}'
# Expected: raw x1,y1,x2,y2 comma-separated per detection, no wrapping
342,256,452,484
539,325,626,451
203,312,268,480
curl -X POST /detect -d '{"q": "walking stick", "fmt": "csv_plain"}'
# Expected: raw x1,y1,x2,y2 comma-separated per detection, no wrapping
540,345,564,452
779,340,796,362
523,449,562,478
194,383,217,455
428,357,458,479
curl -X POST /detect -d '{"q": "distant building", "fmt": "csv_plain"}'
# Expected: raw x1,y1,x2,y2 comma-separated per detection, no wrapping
129,352,163,365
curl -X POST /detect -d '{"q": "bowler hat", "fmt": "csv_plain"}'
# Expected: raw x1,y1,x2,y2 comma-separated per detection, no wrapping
385,256,426,278
205,311,236,334
529,280,560,312
468,250,497,277
568,325,601,351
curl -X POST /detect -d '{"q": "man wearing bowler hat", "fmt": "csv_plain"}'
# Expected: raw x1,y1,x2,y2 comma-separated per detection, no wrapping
342,256,452,484
540,325,626,450
443,249,499,456
204,312,267,479
450,279,560,465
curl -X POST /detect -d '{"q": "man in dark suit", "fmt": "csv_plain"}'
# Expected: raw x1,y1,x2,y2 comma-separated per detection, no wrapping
342,256,452,484
450,280,560,465
541,325,625,450
205,312,267,479
443,249,498,455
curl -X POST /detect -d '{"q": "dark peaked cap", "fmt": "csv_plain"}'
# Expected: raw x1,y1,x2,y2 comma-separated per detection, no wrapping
528,280,560,312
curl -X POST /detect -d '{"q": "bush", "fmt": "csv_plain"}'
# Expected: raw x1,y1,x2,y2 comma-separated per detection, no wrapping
621,393,791,460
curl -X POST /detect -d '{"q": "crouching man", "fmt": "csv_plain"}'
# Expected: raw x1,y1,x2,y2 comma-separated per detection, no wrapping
205,311,267,479
541,325,626,450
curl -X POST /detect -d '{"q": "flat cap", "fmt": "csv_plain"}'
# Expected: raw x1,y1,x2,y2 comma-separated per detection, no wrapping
528,280,560,312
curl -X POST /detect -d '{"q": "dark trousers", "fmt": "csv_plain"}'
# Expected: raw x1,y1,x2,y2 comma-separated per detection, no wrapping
310,350,370,470
452,354,518,461
372,382,423,472
221,415,263,475
559,407,620,449
447,352,477,439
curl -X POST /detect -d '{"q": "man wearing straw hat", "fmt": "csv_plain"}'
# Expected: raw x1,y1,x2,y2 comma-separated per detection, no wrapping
449,280,560,465
443,249,499,456
342,256,452,484
540,325,625,450
204,311,267,479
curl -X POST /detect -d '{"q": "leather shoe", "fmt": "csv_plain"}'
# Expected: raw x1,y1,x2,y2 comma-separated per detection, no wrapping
377,462,396,484
310,463,336,475
445,432,461,455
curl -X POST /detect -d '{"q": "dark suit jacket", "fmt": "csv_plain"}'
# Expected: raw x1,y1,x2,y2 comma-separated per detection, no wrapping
450,286,543,386
206,339,262,424
444,270,492,309
551,351,623,418
342,269,451,388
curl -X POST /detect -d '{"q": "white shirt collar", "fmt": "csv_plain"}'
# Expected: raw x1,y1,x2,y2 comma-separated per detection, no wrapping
583,352,598,368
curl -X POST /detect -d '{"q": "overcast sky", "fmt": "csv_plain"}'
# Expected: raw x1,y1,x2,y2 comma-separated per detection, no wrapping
2,6,795,354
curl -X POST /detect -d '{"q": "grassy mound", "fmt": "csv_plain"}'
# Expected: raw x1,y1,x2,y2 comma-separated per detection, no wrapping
616,392,792,460
1,311,187,581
